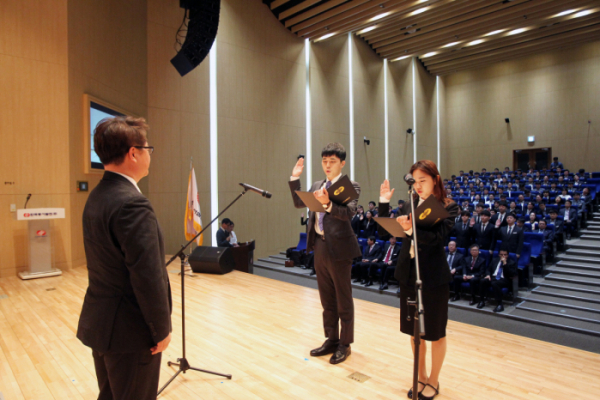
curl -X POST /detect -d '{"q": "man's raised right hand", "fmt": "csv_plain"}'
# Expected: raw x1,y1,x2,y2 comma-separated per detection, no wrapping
292,157,304,178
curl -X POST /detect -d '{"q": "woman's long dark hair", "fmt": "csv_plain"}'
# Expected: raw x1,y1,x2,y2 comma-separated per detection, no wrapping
409,160,452,206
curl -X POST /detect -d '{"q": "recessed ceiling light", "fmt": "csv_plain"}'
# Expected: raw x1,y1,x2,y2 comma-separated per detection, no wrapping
574,9,594,18
442,41,461,48
392,55,410,61
410,7,429,16
358,26,377,34
467,39,484,46
485,29,505,36
315,33,336,42
422,52,437,58
554,9,576,17
507,28,528,35
370,12,390,22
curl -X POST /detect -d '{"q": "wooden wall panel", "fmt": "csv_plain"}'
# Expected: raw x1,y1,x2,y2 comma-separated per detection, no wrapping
443,40,600,177
0,0,70,276
415,59,438,165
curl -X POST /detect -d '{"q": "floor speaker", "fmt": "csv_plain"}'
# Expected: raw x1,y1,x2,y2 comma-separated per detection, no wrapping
189,246,234,274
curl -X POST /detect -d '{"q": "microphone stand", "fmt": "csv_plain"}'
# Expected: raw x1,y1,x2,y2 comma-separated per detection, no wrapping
158,189,250,395
406,185,425,400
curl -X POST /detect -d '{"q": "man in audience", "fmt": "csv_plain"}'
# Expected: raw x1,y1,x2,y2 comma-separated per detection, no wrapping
454,244,486,304
492,201,509,229
536,220,554,260
516,195,527,214
485,194,495,208
471,210,495,252
547,210,564,235
368,201,378,217
524,202,536,218
351,205,365,235
452,211,473,250
472,204,484,224
561,200,577,240
353,236,382,286
498,213,524,258
216,218,234,247
542,191,551,203
377,237,401,291
550,157,564,169
505,182,516,198
508,201,518,215
477,247,517,313
446,241,464,295
392,199,405,215
572,193,585,218
538,202,549,219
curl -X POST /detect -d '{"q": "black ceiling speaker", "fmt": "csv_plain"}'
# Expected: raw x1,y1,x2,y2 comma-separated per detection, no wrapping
171,0,221,77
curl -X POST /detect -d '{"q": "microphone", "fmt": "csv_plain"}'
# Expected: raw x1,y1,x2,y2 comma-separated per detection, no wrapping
239,183,272,199
24,194,32,209
404,173,415,185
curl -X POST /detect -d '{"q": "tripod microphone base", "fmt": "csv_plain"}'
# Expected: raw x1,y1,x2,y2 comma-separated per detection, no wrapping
158,357,232,395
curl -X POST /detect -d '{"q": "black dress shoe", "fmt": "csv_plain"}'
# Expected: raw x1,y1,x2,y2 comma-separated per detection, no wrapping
352,278,361,283
450,294,460,302
418,383,439,400
396,287,401,294
407,381,426,399
477,301,486,309
360,279,367,284
329,345,351,364
469,297,478,306
379,283,389,291
365,280,373,287
310,340,339,357
493,304,504,313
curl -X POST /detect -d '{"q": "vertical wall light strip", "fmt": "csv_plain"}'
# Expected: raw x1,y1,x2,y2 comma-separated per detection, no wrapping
305,39,312,186
209,42,218,246
412,57,417,163
436,75,441,171
348,33,355,180
384,58,389,180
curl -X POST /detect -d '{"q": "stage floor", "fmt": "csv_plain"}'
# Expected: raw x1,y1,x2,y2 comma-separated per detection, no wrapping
1,267,599,400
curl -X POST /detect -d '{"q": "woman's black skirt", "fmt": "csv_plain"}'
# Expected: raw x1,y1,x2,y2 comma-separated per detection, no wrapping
399,282,449,342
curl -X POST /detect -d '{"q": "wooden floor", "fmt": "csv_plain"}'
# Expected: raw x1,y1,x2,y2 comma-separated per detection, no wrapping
1,268,600,400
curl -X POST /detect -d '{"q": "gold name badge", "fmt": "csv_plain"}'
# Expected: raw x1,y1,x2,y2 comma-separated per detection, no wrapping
334,186,345,196
419,208,432,220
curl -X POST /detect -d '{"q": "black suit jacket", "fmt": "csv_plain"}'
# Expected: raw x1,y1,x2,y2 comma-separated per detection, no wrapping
460,255,486,278
379,198,459,289
380,243,401,265
560,207,577,223
445,251,464,274
491,212,509,228
77,172,172,353
351,213,363,235
484,257,518,279
216,227,232,247
451,221,472,249
289,178,362,260
498,225,524,255
471,222,496,251
362,243,382,261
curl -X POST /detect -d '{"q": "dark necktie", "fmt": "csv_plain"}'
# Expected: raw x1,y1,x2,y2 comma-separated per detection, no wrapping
448,253,454,268
496,262,503,280
471,257,476,269
384,246,393,263
317,181,333,231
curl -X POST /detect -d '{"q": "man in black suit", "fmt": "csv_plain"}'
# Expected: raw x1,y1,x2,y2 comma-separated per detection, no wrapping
289,143,361,364
446,241,464,294
351,205,364,235
536,220,554,259
561,200,577,239
451,211,473,249
77,117,172,399
515,195,527,214
498,213,524,258
216,218,234,247
492,201,509,229
477,247,518,312
471,209,496,252
377,236,401,291
353,236,382,286
454,244,486,303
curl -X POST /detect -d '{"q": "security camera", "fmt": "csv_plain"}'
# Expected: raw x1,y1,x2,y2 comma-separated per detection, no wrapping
363,137,370,145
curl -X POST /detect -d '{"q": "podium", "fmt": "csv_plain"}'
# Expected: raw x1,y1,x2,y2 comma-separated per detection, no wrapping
16,208,65,280
231,240,255,273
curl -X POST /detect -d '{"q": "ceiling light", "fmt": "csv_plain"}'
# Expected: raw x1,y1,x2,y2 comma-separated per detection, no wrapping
467,39,484,46
370,12,390,22
315,33,336,42
410,7,429,16
554,9,576,17
358,26,377,34
442,41,461,48
507,28,528,35
574,9,594,18
422,52,437,58
392,55,410,61
485,29,505,36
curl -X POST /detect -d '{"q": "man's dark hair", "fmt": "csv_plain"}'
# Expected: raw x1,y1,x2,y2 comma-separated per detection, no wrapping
554,157,558,160
321,142,346,161
398,199,405,204
507,212,517,219
498,245,510,254
498,201,508,208
469,244,480,251
565,200,572,205
93,116,149,165
517,218,525,223
549,210,558,215
480,210,491,217
369,201,376,206
222,218,232,225
461,210,471,217
368,236,376,242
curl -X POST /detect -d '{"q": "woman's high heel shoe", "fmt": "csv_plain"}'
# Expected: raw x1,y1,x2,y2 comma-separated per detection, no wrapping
407,381,426,399
418,383,439,400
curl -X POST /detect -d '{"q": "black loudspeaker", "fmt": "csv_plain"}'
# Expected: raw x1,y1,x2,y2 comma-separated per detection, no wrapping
188,246,234,274
171,0,221,77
